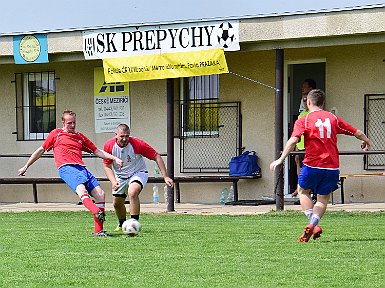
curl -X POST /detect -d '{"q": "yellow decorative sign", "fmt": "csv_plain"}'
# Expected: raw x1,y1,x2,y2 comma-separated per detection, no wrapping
103,48,228,83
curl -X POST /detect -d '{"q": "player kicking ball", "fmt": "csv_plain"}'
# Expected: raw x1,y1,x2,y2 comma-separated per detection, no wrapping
18,110,123,237
270,89,372,242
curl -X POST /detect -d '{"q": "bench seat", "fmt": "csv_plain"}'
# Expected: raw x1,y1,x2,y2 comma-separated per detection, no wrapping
0,174,262,204
338,173,384,204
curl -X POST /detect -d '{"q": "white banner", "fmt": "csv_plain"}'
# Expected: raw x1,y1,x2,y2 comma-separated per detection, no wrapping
83,20,239,59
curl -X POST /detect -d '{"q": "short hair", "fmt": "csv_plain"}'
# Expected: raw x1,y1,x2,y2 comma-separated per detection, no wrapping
62,110,76,121
116,123,130,132
307,89,325,107
303,78,317,89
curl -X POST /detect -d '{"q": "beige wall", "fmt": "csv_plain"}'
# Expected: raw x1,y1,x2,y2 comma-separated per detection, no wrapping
241,8,385,43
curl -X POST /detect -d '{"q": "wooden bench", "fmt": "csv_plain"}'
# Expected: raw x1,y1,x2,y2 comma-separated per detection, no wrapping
173,174,261,203
338,173,384,204
0,174,261,204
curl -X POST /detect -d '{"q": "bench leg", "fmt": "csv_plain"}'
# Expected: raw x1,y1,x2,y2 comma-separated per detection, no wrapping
32,183,38,204
175,182,180,203
340,177,345,204
232,180,239,202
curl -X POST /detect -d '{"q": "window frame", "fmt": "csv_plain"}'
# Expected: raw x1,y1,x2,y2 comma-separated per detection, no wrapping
15,71,56,141
364,93,385,170
181,75,220,138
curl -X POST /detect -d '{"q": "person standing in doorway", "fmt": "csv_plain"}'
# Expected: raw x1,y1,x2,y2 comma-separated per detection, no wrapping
18,110,123,237
270,89,372,242
103,123,174,231
298,78,317,113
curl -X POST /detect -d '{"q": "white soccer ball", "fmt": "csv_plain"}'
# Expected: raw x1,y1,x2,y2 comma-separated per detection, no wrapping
122,218,142,236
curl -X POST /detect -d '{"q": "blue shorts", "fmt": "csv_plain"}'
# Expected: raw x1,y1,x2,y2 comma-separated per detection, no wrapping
58,165,99,193
298,165,339,195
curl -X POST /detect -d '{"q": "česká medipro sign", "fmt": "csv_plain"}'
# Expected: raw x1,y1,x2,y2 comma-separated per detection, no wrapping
83,21,239,59
94,67,130,133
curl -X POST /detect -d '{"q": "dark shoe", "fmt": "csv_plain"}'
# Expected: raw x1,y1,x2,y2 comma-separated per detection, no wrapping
298,224,314,242
95,210,105,223
93,230,112,237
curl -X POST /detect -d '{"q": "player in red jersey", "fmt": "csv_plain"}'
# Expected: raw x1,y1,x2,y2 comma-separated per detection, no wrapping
270,89,372,242
103,123,174,231
18,110,123,237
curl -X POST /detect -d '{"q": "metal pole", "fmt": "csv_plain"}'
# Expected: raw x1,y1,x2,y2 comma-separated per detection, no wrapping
275,49,284,211
166,79,175,212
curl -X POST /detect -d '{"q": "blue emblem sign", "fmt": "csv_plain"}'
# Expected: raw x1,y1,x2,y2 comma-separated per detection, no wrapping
13,34,48,64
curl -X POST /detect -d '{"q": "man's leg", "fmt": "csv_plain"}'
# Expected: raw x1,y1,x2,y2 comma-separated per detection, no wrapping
89,186,107,234
298,186,319,242
298,186,314,220
128,182,142,220
306,194,329,240
113,196,127,229
310,194,329,226
77,184,100,215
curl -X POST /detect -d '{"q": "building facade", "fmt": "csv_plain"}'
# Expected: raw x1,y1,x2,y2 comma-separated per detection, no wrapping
0,3,384,204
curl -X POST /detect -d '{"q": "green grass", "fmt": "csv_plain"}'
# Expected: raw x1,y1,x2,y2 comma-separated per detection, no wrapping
0,211,384,287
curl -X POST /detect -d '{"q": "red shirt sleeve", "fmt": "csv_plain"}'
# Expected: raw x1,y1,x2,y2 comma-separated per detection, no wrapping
103,138,115,165
291,117,305,139
335,116,358,136
42,129,59,152
130,137,158,160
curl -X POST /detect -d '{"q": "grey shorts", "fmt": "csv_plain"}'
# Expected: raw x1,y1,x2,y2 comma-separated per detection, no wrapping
113,171,148,198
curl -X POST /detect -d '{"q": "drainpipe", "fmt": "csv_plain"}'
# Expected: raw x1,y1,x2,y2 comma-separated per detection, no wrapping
275,49,284,211
166,79,175,212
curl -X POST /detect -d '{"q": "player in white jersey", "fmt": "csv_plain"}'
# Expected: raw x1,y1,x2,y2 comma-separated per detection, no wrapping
103,123,174,230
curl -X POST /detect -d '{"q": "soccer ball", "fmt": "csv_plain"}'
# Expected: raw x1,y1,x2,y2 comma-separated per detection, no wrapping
217,22,235,49
122,218,142,236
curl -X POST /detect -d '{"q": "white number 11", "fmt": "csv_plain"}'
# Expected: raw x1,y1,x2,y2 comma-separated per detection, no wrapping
315,118,331,138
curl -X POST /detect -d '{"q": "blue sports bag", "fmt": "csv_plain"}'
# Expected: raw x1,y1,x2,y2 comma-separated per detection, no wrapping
229,151,261,176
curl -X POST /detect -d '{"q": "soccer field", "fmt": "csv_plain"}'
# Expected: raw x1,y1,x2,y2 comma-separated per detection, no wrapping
0,211,384,287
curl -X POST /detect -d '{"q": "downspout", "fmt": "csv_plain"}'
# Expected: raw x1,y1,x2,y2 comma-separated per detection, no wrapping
275,49,284,211
166,79,175,212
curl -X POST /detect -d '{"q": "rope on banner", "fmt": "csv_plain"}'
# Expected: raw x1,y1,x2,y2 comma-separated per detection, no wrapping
229,71,280,92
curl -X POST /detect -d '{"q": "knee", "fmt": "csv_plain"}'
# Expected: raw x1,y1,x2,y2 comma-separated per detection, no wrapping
316,195,329,206
93,189,105,201
113,199,124,209
298,188,311,196
127,190,139,200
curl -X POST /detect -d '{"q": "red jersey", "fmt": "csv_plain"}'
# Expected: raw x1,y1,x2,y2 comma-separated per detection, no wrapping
291,110,357,169
42,128,97,169
103,136,158,178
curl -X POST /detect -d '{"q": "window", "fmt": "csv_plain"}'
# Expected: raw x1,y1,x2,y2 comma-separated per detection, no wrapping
181,75,220,137
15,72,56,140
364,94,385,170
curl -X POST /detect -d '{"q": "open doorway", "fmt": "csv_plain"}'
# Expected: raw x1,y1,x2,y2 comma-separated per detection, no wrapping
285,61,326,195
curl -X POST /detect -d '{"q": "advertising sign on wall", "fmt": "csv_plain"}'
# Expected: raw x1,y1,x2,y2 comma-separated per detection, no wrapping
94,67,130,133
13,34,49,64
103,48,228,83
83,21,239,59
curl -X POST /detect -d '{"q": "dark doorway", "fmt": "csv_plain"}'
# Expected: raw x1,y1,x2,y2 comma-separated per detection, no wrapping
287,62,326,194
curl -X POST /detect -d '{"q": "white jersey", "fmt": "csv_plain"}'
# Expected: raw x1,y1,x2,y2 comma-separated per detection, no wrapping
103,136,158,179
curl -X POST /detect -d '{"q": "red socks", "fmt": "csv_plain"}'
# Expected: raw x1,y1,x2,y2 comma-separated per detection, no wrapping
94,201,105,233
80,194,99,214
80,194,105,234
